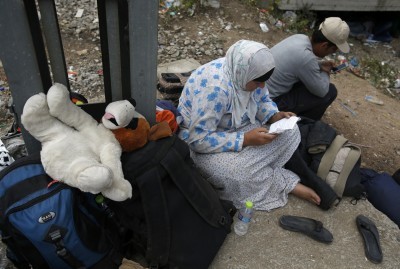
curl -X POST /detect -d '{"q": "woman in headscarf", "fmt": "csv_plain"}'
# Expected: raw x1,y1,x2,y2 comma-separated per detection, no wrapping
177,40,320,211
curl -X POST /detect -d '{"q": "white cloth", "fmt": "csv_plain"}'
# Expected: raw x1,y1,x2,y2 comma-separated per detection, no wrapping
0,139,14,171
224,40,275,128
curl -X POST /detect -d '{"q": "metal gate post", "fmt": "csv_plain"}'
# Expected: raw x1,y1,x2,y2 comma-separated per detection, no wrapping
127,0,158,125
0,0,159,153
0,0,51,154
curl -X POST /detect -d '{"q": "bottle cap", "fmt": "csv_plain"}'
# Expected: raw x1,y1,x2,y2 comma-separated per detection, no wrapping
245,201,253,209
95,194,105,204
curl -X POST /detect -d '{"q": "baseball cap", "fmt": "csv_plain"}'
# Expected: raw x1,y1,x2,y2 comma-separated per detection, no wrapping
319,17,350,53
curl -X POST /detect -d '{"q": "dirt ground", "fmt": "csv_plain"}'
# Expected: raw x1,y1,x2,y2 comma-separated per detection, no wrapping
0,0,399,175
177,1,400,175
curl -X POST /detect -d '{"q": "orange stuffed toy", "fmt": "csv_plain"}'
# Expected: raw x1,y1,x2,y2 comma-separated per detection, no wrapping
102,99,172,152
111,117,150,152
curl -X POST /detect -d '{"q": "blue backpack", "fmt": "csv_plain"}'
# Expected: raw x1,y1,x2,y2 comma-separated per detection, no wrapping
360,168,400,228
0,153,122,269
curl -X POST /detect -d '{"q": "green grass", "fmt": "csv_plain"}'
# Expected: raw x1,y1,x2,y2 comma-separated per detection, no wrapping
360,57,399,90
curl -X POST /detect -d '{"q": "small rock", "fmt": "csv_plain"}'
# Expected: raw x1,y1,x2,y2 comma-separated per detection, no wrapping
76,49,88,56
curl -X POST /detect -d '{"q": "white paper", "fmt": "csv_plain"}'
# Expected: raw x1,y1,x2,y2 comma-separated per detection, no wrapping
75,9,84,18
269,116,300,134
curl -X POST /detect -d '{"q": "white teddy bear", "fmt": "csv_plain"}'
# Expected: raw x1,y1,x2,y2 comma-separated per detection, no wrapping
21,83,132,201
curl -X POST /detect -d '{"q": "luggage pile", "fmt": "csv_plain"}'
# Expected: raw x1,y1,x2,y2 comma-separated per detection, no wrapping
0,136,236,269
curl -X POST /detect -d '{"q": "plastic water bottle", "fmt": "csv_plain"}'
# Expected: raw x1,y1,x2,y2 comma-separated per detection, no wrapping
95,194,115,218
207,0,220,8
365,95,384,105
234,201,254,236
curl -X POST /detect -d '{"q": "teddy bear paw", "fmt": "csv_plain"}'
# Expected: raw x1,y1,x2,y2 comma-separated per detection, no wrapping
21,93,48,121
101,179,132,201
77,165,113,193
23,93,48,113
47,83,71,116
21,93,55,136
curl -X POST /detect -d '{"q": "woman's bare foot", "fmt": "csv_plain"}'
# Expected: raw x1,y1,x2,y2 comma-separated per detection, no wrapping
290,183,321,205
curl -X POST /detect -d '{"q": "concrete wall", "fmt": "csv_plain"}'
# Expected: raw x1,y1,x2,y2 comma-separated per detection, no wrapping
278,0,400,11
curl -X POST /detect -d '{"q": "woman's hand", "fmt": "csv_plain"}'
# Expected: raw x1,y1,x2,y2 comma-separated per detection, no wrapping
268,111,296,124
243,127,278,147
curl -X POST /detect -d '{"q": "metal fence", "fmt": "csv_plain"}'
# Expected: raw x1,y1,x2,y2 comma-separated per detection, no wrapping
0,0,158,153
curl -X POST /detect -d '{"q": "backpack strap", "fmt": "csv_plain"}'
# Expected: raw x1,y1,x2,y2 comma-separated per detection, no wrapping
317,135,348,180
134,138,176,268
333,145,361,197
133,167,170,268
44,225,86,269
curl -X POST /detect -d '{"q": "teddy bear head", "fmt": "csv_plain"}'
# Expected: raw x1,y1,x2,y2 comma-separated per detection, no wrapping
102,98,137,130
101,98,150,152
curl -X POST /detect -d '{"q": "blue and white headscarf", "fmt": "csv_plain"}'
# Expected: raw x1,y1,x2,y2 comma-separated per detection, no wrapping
224,40,275,128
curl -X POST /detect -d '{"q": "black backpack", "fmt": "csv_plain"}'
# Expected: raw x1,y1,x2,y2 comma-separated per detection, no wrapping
108,135,236,269
0,153,122,269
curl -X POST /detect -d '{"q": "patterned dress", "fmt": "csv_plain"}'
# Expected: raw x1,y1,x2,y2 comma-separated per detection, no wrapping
177,41,301,211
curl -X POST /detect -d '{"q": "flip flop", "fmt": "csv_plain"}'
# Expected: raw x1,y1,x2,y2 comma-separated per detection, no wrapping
279,215,333,244
356,214,383,263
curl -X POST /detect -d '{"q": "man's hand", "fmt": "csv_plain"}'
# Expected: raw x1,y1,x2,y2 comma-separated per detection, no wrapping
320,60,334,74
243,127,278,147
268,111,296,124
